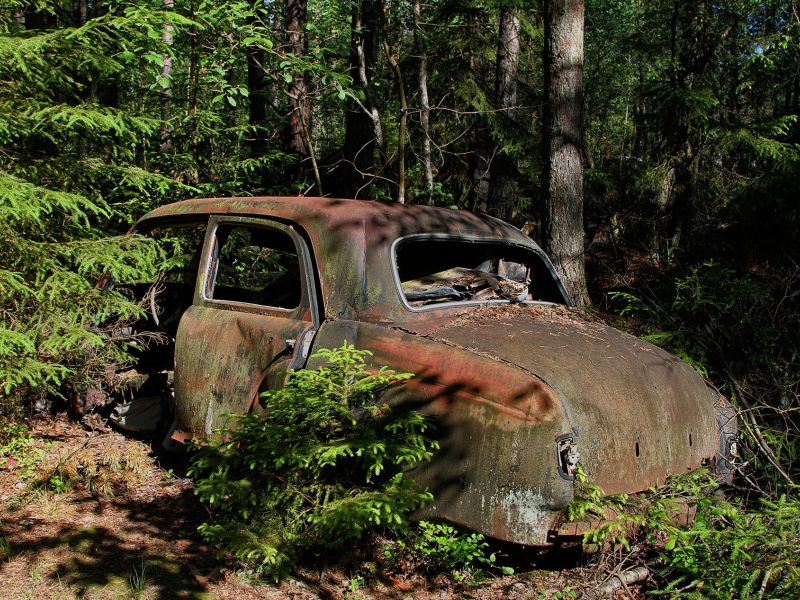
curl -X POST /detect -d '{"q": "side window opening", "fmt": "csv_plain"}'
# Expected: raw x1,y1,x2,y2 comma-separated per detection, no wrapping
207,224,302,310
395,238,566,308
132,220,208,339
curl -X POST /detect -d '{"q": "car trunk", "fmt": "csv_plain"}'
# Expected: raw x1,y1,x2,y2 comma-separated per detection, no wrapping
415,304,721,494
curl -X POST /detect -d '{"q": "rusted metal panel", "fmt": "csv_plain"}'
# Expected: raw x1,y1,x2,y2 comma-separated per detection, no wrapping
136,197,544,322
171,213,319,437
304,310,721,544
418,304,720,494
174,306,311,435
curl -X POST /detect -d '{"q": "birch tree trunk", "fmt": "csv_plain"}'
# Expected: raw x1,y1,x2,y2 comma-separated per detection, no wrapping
413,0,434,203
382,1,408,203
247,42,268,158
159,0,174,154
543,0,590,307
326,0,382,198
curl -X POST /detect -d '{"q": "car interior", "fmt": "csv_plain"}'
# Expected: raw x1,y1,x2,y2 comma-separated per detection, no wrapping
395,238,567,307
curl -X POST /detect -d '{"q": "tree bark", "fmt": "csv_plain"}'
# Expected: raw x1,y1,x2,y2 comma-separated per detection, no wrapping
353,2,384,156
326,0,382,198
72,0,87,26
381,1,408,203
247,42,268,158
413,0,434,203
543,0,590,308
487,7,521,222
285,0,311,163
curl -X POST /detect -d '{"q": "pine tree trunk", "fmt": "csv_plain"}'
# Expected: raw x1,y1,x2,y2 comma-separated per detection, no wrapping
487,7,521,222
285,0,311,164
72,0,87,26
543,0,590,308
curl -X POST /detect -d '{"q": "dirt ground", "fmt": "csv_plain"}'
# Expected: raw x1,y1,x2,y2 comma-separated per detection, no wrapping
0,416,642,600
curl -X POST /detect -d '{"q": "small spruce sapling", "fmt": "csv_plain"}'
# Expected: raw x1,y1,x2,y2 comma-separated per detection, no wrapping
189,342,438,576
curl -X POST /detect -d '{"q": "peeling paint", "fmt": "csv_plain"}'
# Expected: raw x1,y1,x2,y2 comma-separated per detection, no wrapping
498,487,550,541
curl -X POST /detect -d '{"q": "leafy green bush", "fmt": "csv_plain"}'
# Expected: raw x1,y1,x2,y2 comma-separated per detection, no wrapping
0,421,49,480
0,1,287,415
657,494,800,597
0,176,165,414
569,470,800,598
609,261,771,379
646,472,800,598
387,520,513,580
188,343,438,577
566,465,638,550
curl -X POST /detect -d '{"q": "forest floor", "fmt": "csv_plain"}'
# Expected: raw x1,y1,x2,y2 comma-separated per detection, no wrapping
0,416,642,600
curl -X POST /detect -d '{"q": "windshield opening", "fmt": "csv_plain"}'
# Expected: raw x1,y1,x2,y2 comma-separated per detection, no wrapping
395,238,566,308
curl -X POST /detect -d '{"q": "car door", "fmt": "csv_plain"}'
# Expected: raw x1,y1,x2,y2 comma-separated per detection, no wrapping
172,215,319,438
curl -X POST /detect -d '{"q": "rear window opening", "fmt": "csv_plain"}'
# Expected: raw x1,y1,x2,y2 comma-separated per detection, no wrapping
395,237,567,308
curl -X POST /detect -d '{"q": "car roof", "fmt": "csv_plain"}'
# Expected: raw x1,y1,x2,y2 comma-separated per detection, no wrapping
136,196,532,244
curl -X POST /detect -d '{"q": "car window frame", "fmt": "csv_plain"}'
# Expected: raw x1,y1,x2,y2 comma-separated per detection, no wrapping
196,215,319,324
390,232,574,312
121,216,210,290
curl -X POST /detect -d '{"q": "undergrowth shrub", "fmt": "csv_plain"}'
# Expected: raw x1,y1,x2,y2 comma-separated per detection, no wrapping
569,470,800,598
566,465,638,550
0,421,49,481
0,421,153,497
35,435,153,496
385,520,514,581
0,177,166,415
188,343,439,578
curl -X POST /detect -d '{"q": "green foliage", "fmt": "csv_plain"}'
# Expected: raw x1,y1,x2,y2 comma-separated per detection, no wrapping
0,535,10,562
656,494,800,597
648,472,800,598
388,520,514,580
0,421,51,480
567,464,629,522
0,172,166,410
546,588,577,600
569,470,800,598
127,558,149,600
188,343,438,577
566,464,638,550
609,261,754,377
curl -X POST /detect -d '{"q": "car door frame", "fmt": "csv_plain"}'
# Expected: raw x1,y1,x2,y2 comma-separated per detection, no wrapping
171,214,322,439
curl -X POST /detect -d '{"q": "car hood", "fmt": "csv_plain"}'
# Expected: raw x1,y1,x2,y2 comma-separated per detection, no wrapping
413,304,720,493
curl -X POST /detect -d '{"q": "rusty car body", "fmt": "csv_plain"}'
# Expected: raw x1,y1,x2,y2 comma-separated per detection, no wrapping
125,196,737,545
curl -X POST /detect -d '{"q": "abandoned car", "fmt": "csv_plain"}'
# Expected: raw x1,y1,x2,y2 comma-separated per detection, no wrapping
119,196,737,545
